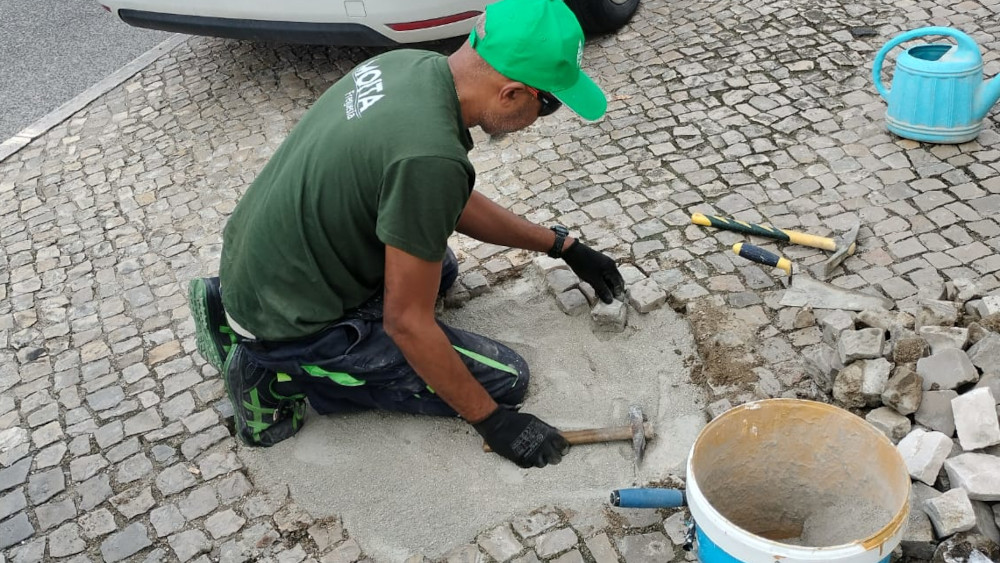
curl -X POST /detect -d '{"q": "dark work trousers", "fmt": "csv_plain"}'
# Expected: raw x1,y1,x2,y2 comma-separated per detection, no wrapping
239,249,530,417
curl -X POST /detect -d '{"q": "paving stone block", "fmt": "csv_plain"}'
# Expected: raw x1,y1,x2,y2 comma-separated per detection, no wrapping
169,529,212,562
894,336,930,364
463,273,489,297
205,509,246,539
36,497,77,530
150,504,186,538
100,522,151,562
897,428,953,485
919,326,970,354
49,522,86,558
861,358,892,406
917,349,979,391
628,278,667,313
983,294,1000,315
156,463,198,496
27,467,65,505
924,488,976,537
0,512,34,550
0,488,26,521
308,519,344,552
117,452,154,484
882,364,924,415
591,299,626,333
803,344,841,393
322,538,362,563
619,265,646,286
975,374,1000,405
866,407,912,442
971,500,1000,545
818,310,854,345
902,490,937,560
477,524,522,561
856,308,915,331
584,533,618,563
111,485,156,519
532,256,568,277
968,334,1000,372
181,425,229,460
916,299,961,328
123,409,163,437
953,388,1000,451
217,472,252,504
546,269,579,295
79,508,118,539
915,390,959,437
944,453,1000,501
179,484,219,520
198,451,241,480
0,457,31,493
833,363,866,409
617,532,674,563
837,328,885,364
534,527,577,558
948,279,984,303
78,472,113,512
511,508,560,539
555,289,589,316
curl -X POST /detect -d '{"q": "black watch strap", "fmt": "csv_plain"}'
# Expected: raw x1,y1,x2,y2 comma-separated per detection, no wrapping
548,225,569,258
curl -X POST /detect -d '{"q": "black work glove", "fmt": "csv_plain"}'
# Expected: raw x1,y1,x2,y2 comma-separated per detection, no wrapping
474,407,569,468
562,241,626,304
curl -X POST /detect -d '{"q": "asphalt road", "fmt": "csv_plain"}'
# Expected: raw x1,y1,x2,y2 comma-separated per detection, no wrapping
0,0,171,140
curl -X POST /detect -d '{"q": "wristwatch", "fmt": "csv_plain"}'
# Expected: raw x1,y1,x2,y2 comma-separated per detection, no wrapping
548,225,569,258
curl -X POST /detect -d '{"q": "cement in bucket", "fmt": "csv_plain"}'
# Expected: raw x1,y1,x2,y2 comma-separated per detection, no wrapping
686,399,910,563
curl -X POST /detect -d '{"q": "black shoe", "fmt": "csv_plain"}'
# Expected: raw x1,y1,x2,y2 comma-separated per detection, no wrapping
223,345,306,447
188,277,235,371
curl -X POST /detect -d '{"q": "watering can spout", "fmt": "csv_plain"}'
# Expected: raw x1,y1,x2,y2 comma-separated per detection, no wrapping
975,75,1000,121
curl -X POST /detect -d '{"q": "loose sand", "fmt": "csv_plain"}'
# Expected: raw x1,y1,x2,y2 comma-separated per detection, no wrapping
243,276,705,560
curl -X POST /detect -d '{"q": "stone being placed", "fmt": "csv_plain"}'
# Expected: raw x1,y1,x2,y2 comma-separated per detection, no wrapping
866,407,912,442
591,299,626,333
923,488,976,537
546,269,579,295
618,265,646,286
944,453,1000,501
837,328,885,364
882,365,924,415
628,278,667,313
897,428,953,485
915,390,958,437
953,388,1000,451
861,358,892,406
918,326,970,354
819,310,854,345
967,334,1000,372
917,349,979,391
555,289,589,317
916,299,960,328
532,256,568,277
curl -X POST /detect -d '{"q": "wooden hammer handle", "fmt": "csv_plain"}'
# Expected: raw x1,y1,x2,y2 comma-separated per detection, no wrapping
483,422,653,452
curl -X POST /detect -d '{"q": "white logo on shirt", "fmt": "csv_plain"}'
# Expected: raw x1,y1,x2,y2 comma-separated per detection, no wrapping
577,41,584,67
344,59,385,120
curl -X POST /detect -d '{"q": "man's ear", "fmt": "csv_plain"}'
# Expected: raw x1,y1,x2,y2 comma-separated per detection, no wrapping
497,82,526,107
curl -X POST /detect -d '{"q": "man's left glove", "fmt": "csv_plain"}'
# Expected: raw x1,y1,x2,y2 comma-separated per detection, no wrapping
562,241,626,304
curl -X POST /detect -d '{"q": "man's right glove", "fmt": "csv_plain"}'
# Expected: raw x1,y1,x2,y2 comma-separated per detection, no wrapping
473,407,569,468
562,241,626,304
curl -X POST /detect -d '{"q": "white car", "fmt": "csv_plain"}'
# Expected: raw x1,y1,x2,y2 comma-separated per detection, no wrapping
99,0,639,46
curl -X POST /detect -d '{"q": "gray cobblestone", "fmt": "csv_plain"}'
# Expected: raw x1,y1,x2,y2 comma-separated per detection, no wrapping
0,513,34,550
36,497,76,530
111,485,156,519
79,508,118,539
100,522,152,562
169,530,212,562
27,467,64,505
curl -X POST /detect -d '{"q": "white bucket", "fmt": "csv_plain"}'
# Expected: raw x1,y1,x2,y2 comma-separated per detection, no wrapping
686,399,910,563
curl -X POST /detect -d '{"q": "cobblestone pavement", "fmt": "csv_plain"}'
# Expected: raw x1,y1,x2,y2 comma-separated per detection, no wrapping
3,0,1000,561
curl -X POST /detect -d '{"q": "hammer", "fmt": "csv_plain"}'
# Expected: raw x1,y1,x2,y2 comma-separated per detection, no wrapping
483,405,652,464
691,213,859,279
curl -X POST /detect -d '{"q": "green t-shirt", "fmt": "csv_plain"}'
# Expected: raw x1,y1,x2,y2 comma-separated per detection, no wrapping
220,50,475,341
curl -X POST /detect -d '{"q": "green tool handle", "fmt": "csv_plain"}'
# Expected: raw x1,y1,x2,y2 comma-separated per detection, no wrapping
692,213,837,251
733,243,792,275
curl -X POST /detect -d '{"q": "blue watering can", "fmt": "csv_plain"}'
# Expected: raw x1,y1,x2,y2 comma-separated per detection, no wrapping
873,26,1000,144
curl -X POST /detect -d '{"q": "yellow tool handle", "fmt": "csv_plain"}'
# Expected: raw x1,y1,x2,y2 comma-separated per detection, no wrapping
692,213,837,251
483,423,654,452
733,243,793,276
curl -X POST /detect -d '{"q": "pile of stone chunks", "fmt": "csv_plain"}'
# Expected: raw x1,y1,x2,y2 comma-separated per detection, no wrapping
533,257,669,332
803,280,1000,561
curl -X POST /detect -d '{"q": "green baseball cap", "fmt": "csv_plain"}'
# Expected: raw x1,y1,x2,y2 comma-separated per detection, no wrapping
469,0,607,121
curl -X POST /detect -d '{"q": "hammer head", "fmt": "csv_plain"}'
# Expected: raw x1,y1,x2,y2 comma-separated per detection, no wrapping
628,405,646,465
813,223,859,279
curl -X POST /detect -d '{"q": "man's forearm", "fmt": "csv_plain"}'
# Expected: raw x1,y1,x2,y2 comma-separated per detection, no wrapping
457,191,574,253
385,317,498,423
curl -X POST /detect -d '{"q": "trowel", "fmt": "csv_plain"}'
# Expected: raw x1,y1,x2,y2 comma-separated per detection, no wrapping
732,243,894,312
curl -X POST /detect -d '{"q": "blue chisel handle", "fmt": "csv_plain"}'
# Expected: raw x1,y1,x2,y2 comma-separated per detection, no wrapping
610,488,686,508
732,243,792,275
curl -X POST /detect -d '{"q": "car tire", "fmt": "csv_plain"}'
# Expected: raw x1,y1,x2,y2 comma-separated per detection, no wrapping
566,0,640,36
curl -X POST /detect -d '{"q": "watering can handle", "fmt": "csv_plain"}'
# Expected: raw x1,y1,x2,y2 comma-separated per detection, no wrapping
872,26,980,100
